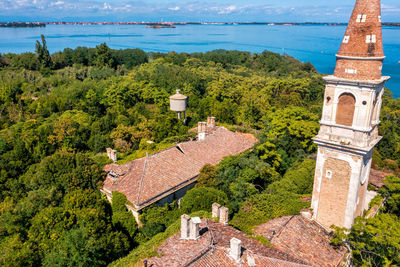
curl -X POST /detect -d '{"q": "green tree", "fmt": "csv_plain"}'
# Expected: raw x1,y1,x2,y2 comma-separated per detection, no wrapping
380,175,400,216
111,191,138,239
333,214,400,266
35,34,52,69
180,187,228,214
195,164,218,188
94,43,114,68
43,227,106,267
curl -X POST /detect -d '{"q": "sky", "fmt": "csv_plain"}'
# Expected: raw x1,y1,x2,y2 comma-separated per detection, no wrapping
0,0,399,22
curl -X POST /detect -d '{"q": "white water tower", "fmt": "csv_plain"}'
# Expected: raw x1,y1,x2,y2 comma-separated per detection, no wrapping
169,89,188,120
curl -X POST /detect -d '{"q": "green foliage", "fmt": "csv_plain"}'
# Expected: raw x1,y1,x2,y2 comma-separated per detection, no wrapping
21,151,104,193
266,159,316,195
196,164,218,188
111,191,138,239
231,192,308,233
139,202,181,229
180,187,228,214
94,43,114,68
140,222,166,239
333,214,400,266
0,46,399,266
43,226,106,267
380,175,400,216
112,49,148,69
35,35,52,69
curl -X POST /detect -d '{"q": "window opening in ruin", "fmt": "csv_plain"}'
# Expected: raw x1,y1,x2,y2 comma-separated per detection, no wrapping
336,93,356,126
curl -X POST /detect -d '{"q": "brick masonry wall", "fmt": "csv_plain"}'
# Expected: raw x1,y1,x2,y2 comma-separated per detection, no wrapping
334,58,383,80
317,158,352,228
336,93,356,126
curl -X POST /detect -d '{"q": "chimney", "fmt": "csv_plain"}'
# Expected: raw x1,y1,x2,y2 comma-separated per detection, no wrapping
212,203,221,218
219,206,229,225
229,237,242,261
111,149,117,163
106,148,112,158
181,214,191,240
207,117,216,128
106,148,117,163
189,217,202,240
198,122,207,141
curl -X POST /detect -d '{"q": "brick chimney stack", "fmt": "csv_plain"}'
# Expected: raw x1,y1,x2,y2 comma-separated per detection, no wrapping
189,217,201,240
334,0,384,80
229,238,242,261
106,148,117,163
198,122,207,141
219,206,229,225
180,214,191,240
212,203,221,218
207,117,216,128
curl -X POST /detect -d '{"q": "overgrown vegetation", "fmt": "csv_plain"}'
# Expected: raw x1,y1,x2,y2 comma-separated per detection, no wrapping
0,36,399,266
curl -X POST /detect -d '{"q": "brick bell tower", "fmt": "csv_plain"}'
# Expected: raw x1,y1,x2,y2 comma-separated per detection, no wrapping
311,0,390,229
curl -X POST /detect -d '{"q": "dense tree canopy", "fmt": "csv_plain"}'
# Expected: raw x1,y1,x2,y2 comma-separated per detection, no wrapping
0,37,399,266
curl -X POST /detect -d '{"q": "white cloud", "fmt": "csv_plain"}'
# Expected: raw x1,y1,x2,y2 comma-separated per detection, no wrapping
168,6,180,11
103,2,111,10
218,5,237,15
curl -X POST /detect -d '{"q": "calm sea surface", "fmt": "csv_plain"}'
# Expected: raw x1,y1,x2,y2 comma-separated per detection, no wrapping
1,24,399,97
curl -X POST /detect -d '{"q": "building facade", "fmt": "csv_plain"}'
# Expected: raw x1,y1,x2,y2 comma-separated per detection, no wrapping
311,0,390,229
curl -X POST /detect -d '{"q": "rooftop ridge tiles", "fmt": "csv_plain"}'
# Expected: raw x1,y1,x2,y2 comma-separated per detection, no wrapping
103,127,257,211
136,152,149,204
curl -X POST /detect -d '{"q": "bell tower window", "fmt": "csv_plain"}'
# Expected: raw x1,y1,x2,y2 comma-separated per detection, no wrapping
356,14,367,22
336,93,356,127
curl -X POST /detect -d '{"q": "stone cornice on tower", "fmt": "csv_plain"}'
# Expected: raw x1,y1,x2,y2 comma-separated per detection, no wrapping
334,0,384,80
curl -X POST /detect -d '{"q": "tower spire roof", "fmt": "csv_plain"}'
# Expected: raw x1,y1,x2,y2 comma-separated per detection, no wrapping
334,0,384,80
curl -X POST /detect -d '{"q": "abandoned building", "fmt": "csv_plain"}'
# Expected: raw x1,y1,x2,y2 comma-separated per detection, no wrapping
310,0,390,229
101,118,257,220
136,1,390,266
143,203,348,267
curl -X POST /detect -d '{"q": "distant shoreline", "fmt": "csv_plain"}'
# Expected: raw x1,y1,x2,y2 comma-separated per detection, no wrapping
1,22,400,27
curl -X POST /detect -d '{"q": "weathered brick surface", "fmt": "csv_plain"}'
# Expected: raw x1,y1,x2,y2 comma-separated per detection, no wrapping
334,0,384,80
255,215,348,267
335,93,356,126
317,158,352,228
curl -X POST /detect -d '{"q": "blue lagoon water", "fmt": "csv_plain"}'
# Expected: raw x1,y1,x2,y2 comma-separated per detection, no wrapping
1,24,399,97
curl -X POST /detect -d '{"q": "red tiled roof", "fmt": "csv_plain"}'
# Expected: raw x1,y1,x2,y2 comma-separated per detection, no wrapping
334,0,385,80
368,168,392,188
147,219,308,267
255,215,348,267
193,247,307,267
102,127,257,210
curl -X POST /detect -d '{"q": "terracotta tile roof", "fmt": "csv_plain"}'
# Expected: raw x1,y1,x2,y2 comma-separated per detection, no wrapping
368,168,392,188
334,0,385,80
102,127,257,210
146,219,309,267
255,215,348,267
193,247,307,267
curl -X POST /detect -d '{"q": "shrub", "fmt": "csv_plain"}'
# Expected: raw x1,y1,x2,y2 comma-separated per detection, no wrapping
180,187,228,214
140,222,166,239
111,191,138,239
231,192,308,233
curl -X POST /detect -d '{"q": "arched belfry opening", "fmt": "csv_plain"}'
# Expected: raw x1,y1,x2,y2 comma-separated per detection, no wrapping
336,93,356,126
